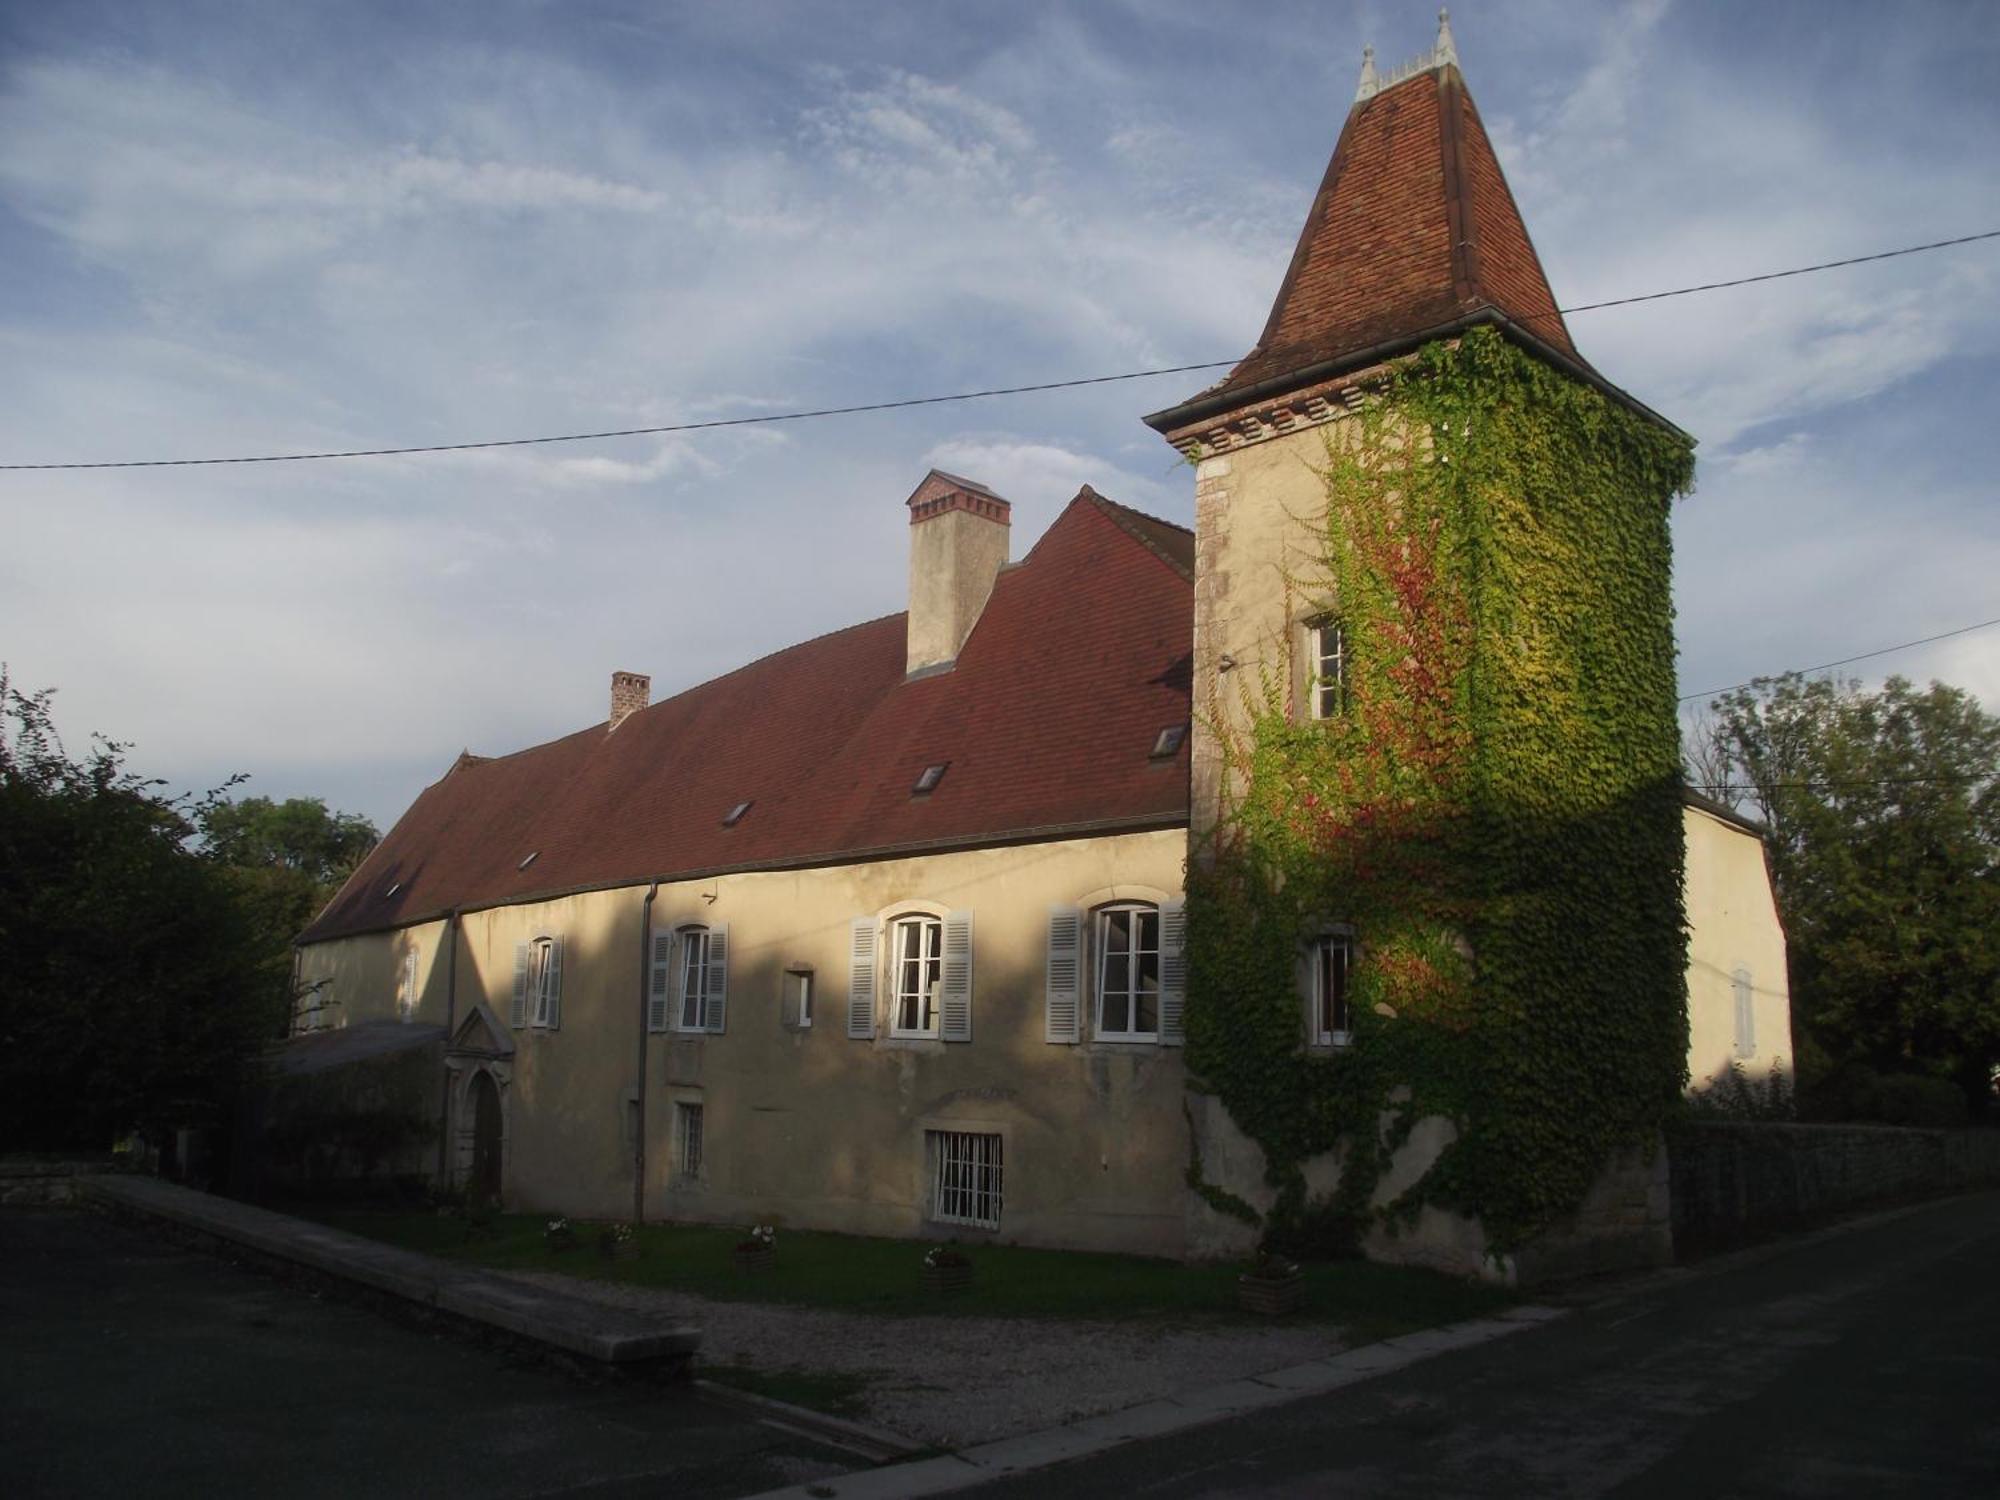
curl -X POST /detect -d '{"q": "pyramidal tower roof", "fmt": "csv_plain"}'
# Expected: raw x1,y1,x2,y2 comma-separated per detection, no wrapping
1149,12,1644,436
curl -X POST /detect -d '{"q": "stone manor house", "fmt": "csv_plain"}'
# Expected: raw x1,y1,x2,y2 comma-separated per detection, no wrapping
290,21,1791,1277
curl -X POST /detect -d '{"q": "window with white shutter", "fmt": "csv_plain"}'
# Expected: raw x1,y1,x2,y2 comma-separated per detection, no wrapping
647,929,674,1032
939,911,973,1042
847,918,878,1038
1045,906,1082,1043
704,923,729,1034
1733,966,1755,1059
397,948,420,1022
1158,900,1187,1045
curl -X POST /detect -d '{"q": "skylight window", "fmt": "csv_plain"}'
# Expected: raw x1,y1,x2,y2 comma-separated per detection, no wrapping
912,762,949,796
1151,724,1188,759
383,880,401,898
517,851,539,871
723,800,752,827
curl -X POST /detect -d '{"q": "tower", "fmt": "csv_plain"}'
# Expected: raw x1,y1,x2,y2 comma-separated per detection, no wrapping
1150,15,1698,1278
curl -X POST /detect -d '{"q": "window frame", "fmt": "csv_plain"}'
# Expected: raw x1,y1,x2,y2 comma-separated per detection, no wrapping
1308,928,1356,1048
1092,902,1163,1042
676,925,713,1032
788,965,814,1029
528,936,558,1028
927,1128,1003,1229
675,1100,704,1181
1307,615,1347,721
888,913,945,1039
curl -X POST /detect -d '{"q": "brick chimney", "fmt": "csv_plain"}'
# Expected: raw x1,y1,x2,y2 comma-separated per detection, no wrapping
905,469,1010,676
608,670,650,731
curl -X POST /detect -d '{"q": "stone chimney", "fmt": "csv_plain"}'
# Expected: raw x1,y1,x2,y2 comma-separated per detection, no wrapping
905,469,1011,676
608,670,650,731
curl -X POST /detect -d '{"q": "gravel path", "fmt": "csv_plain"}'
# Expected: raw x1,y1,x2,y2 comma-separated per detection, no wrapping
503,1271,1354,1447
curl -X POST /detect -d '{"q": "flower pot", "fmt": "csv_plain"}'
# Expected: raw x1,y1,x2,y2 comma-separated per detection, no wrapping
733,1245,775,1273
922,1262,974,1295
603,1237,640,1262
1237,1272,1305,1316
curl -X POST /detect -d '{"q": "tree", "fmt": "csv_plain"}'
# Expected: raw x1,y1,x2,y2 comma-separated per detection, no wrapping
1696,674,2000,1115
0,673,271,1151
198,796,377,1031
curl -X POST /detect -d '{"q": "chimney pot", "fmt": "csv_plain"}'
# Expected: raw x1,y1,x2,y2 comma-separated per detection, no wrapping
609,670,650,731
903,470,1011,676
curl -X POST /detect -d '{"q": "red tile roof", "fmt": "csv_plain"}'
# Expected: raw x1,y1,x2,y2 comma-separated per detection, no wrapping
1149,63,1583,428
304,489,1193,942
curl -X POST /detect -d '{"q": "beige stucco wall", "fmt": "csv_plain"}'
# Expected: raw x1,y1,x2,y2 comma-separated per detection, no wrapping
297,916,449,1032
1683,802,1793,1090
298,828,1191,1255
1189,418,1363,850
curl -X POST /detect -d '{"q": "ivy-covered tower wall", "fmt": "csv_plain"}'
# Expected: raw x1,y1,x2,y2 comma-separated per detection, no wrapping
1147,36,1696,1281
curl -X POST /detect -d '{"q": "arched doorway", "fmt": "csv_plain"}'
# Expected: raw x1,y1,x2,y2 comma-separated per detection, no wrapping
469,1069,503,1208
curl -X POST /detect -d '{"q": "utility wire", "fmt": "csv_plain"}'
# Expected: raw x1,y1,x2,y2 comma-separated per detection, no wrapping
3,230,1995,473
1679,615,2000,704
1692,774,1994,794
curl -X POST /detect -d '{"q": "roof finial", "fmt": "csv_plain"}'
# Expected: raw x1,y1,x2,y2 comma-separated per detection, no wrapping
1355,44,1379,103
1435,8,1459,67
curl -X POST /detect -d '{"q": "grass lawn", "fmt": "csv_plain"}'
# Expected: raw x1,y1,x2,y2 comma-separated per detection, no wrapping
300,1209,1514,1340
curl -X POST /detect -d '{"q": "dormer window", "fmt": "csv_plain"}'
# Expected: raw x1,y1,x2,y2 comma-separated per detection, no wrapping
722,801,752,827
912,762,948,796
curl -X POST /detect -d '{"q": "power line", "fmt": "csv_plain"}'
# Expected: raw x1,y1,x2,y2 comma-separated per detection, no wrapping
1693,774,1993,794
1552,229,2000,316
1679,615,2000,704
3,229,1995,473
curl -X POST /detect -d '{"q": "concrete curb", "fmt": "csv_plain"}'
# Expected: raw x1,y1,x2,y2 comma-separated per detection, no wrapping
741,1303,1569,1499
693,1380,928,1463
78,1177,700,1372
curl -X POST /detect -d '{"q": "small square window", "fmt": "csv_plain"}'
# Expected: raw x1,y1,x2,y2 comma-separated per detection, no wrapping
912,762,949,796
928,1129,1002,1228
1151,724,1187,759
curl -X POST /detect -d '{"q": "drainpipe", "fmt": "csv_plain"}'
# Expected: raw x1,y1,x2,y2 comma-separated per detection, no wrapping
634,882,659,1224
436,908,462,1184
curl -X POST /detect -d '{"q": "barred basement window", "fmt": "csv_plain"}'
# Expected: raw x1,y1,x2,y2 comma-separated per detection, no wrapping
676,1101,704,1181
928,1129,1002,1228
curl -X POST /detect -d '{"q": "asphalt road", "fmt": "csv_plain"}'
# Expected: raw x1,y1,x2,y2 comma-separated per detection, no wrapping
965,1190,2000,1498
0,1208,860,1499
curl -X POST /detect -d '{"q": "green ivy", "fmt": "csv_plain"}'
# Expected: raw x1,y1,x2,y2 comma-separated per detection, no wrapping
1188,328,1694,1253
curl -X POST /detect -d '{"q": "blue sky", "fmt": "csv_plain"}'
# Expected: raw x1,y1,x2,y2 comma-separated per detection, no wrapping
2,0,1996,830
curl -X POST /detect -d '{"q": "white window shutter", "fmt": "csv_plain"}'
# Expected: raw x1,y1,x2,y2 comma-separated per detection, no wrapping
940,911,973,1042
1045,905,1083,1043
847,917,878,1039
705,923,730,1033
401,949,419,1020
545,937,564,1030
511,943,530,1028
648,930,673,1032
1159,900,1187,1045
1733,967,1754,1058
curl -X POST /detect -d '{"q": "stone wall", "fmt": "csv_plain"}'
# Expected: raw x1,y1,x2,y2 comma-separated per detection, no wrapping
0,1158,113,1206
1668,1121,2000,1257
